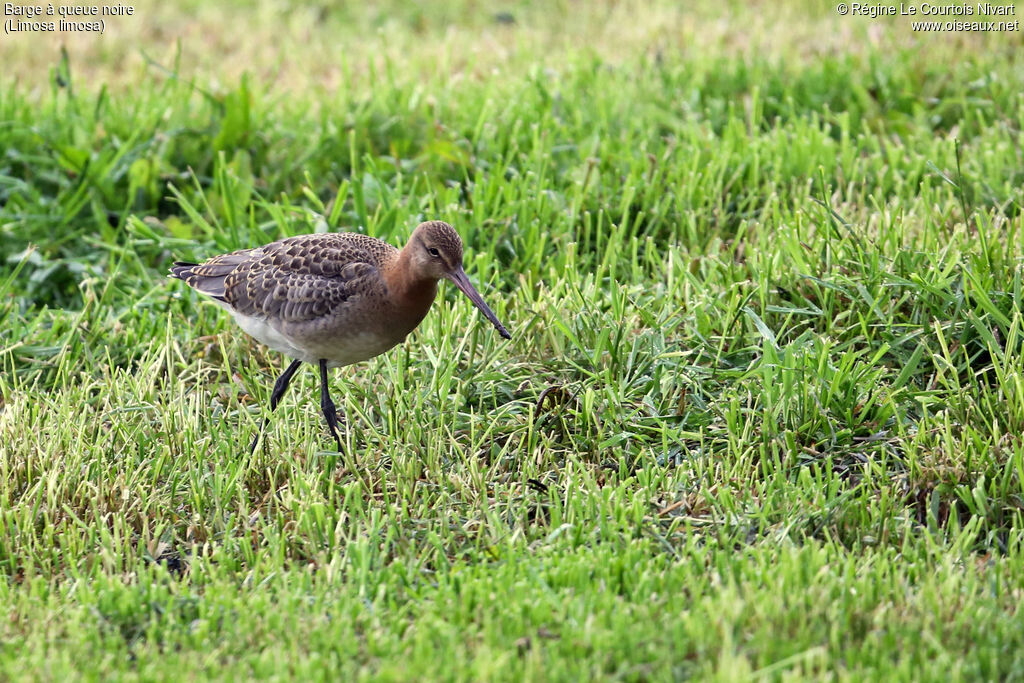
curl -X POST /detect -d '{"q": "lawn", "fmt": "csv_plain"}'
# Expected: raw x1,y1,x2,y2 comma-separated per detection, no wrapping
2,0,1024,679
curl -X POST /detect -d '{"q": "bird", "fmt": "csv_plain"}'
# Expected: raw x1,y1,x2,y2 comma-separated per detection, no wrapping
169,220,511,453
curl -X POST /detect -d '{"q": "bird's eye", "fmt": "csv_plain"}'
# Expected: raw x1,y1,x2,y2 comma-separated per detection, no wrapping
427,247,441,257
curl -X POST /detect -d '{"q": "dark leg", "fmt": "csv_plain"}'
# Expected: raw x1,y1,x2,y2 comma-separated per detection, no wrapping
269,359,304,411
319,358,343,452
249,358,303,454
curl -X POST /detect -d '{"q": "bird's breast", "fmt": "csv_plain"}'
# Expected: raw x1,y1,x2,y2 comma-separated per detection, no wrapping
389,279,438,334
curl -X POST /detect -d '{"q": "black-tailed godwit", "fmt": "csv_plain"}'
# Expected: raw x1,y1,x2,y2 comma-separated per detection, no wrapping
170,221,510,452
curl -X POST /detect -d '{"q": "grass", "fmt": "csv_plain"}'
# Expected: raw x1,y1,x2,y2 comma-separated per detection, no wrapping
2,0,1024,679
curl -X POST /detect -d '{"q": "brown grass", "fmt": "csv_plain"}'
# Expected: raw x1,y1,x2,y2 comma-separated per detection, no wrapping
3,0,1019,96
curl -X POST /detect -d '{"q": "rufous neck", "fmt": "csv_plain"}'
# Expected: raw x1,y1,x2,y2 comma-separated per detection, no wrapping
386,248,438,306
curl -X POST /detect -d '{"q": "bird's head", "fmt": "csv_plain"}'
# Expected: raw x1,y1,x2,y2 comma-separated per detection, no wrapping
407,221,511,340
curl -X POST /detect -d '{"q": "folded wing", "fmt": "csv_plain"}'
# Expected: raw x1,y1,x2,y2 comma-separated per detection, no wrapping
170,235,382,323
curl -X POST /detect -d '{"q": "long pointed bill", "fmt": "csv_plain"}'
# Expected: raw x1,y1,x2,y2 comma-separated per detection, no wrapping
445,267,512,339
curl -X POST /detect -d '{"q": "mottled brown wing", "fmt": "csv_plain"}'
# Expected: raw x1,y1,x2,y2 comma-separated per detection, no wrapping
223,237,381,322
173,234,387,323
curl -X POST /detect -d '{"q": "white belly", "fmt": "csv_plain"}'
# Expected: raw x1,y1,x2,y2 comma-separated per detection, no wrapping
217,303,398,368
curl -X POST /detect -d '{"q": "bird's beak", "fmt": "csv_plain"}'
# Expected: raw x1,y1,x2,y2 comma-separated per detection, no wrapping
445,267,512,339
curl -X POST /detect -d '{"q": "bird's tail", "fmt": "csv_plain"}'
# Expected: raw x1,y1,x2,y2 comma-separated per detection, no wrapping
168,259,242,301
169,261,199,281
